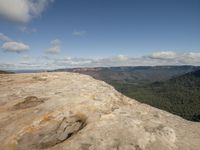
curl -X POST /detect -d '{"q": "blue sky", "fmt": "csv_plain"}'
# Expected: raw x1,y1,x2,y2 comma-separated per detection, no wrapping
0,0,200,70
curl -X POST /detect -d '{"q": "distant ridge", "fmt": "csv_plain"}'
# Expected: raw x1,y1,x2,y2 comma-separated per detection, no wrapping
0,70,14,74
53,65,200,84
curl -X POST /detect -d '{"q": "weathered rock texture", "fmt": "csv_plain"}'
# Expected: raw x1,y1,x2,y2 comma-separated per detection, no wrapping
0,72,200,150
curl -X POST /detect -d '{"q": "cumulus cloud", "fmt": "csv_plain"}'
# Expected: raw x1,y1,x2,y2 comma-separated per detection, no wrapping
149,51,177,59
46,39,61,54
178,52,200,64
45,52,200,68
1,51,200,70
2,41,29,53
0,33,30,53
0,0,54,23
72,30,87,36
18,26,37,33
148,51,200,65
47,46,60,54
50,39,60,45
0,33,12,42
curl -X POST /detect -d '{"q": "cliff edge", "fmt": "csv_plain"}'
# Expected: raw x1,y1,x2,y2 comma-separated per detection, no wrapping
0,72,200,150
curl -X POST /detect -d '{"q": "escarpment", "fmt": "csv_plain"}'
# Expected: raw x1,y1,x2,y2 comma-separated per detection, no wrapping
0,72,200,150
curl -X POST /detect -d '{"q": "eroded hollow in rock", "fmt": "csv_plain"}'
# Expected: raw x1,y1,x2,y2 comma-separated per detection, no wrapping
32,76,48,81
39,115,87,149
16,114,87,150
12,96,47,110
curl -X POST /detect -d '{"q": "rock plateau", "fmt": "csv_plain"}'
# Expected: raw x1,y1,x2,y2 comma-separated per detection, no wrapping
0,72,200,150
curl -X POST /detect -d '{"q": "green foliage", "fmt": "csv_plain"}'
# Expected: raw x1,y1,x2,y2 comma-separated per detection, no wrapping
110,70,200,121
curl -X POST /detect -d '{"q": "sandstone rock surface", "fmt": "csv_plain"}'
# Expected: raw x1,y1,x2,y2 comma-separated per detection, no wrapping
0,72,200,150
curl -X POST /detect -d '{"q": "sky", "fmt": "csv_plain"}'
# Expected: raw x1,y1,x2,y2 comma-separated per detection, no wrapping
0,0,200,70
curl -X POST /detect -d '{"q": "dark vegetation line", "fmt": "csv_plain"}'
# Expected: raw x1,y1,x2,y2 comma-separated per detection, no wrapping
110,70,200,121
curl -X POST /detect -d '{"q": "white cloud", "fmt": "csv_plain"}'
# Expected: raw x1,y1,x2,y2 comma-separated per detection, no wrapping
2,41,29,53
1,51,200,70
150,51,177,59
0,33,12,42
0,0,54,23
51,52,200,68
18,26,37,33
46,39,61,54
47,46,60,54
72,30,87,36
148,51,200,65
50,39,60,45
178,52,200,64
113,55,128,61
0,33,30,53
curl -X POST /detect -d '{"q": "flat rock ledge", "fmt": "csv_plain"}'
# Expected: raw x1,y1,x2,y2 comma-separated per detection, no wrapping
0,72,200,150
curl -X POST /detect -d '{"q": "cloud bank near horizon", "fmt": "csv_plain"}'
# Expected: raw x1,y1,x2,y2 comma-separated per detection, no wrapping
0,51,200,70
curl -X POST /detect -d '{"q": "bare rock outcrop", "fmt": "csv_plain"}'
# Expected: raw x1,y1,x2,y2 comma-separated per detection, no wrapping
0,72,200,150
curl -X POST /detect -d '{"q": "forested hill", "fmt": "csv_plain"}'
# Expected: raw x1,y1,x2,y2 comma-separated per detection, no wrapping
151,69,200,121
114,69,200,121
